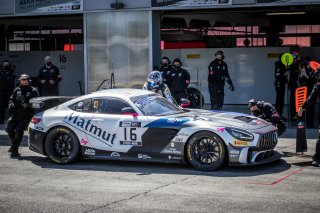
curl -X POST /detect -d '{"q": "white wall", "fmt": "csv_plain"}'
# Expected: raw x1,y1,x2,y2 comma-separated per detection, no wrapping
162,47,320,105
0,51,84,96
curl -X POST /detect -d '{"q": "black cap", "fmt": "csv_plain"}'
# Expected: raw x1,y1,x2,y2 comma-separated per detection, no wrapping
248,99,257,109
18,74,30,80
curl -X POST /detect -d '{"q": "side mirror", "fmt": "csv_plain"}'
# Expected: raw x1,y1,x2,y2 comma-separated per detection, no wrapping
121,107,138,117
180,98,190,108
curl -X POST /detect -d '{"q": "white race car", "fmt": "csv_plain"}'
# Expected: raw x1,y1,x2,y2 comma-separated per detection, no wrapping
28,89,281,171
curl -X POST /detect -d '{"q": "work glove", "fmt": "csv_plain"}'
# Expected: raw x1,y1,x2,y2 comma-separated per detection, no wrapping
229,84,235,91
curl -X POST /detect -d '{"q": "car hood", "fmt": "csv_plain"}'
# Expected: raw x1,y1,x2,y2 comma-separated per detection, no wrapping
173,109,272,131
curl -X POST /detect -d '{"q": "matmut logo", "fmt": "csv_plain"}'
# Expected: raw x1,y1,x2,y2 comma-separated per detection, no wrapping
64,113,116,146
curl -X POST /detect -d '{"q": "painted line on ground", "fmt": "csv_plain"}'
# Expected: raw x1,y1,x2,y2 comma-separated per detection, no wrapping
242,168,305,186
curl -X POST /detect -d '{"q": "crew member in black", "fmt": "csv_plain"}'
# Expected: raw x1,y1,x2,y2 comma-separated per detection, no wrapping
170,58,190,104
38,56,62,96
274,54,287,119
6,74,39,157
159,56,173,87
298,68,320,167
208,50,235,110
248,99,286,136
0,60,15,124
288,46,303,120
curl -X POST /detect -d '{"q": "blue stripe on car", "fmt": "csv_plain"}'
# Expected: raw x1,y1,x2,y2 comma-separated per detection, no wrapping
144,118,190,128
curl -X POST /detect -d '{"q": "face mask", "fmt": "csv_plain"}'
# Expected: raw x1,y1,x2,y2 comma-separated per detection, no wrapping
46,62,52,66
162,63,168,67
4,65,10,70
174,65,180,70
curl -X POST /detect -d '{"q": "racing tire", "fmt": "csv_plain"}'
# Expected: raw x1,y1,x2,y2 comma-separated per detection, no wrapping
44,127,81,164
186,131,227,171
187,88,204,109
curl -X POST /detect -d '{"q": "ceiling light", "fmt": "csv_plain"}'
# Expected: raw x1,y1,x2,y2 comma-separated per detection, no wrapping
266,12,306,16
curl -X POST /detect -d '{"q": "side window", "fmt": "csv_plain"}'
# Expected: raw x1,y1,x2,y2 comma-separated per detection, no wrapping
92,98,133,115
68,99,92,113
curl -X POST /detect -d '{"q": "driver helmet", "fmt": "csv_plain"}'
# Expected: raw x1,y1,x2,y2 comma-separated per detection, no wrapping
147,71,163,90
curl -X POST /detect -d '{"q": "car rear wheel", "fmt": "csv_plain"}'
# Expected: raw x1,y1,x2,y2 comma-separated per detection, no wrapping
186,131,226,171
44,127,81,164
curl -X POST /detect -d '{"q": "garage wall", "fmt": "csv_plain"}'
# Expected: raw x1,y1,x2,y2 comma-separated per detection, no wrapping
162,47,320,105
0,51,84,96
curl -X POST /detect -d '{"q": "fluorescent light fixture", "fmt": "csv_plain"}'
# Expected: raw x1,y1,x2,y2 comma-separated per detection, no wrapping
266,12,306,16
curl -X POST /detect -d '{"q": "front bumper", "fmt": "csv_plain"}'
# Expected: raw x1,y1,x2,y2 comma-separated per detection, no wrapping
28,127,46,155
229,149,283,166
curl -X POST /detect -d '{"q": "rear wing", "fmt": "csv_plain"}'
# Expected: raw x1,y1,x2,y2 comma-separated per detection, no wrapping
30,96,76,113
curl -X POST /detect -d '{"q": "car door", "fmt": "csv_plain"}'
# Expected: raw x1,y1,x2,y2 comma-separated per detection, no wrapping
86,97,150,159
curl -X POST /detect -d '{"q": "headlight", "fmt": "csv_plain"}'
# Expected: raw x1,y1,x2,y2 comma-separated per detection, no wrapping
225,128,254,141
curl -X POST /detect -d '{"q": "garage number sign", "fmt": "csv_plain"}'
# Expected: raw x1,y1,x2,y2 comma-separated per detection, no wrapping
281,53,294,68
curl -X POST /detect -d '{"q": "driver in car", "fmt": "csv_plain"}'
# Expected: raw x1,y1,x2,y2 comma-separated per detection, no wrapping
143,71,175,104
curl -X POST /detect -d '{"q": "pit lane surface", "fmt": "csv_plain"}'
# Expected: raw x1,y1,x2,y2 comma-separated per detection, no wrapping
0,131,319,213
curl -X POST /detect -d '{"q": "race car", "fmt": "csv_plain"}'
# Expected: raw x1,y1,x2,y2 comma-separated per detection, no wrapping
28,89,281,171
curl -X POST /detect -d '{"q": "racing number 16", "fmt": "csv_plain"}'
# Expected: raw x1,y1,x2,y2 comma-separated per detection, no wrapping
124,128,137,141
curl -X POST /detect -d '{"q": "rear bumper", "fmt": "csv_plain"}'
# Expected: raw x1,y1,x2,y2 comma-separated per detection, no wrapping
28,127,46,155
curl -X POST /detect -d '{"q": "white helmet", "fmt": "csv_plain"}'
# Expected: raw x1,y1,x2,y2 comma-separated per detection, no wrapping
147,71,163,90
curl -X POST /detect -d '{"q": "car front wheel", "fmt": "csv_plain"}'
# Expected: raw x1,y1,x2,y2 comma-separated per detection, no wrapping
44,127,81,164
186,131,226,171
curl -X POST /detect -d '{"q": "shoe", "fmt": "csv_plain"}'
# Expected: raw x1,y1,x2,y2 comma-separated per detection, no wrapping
311,161,319,167
8,147,13,153
10,151,21,158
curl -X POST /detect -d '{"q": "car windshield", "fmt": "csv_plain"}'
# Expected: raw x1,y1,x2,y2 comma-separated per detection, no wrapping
130,94,184,116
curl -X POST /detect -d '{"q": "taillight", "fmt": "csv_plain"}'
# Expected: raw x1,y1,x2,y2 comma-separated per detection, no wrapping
31,117,41,124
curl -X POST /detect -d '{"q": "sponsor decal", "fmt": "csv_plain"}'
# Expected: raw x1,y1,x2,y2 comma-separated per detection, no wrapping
64,113,116,146
80,139,88,146
217,127,225,132
35,126,44,131
162,147,182,154
233,140,249,146
119,121,141,127
230,154,239,158
174,137,183,142
111,152,120,157
168,155,182,160
144,117,190,128
138,154,151,159
177,132,189,137
230,150,240,154
298,122,304,129
120,141,142,146
171,142,175,147
84,149,95,155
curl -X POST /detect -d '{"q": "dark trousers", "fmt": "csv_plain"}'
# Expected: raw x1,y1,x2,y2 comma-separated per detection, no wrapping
275,85,286,116
6,116,31,151
209,83,224,110
314,129,320,163
306,104,315,128
172,91,187,104
41,87,59,96
0,89,11,122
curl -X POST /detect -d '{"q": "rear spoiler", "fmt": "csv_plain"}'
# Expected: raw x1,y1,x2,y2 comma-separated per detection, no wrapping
30,96,76,112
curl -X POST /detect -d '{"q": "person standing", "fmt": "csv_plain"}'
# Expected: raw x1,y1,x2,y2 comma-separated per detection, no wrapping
0,60,16,124
288,46,303,121
298,68,320,166
170,58,190,104
38,56,62,96
274,54,287,119
6,74,39,157
208,50,235,110
158,56,173,88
